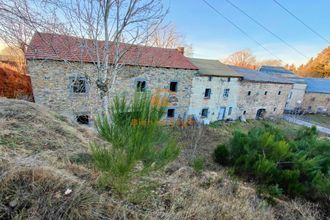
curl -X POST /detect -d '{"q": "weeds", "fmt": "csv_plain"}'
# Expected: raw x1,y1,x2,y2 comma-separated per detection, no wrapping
191,156,205,173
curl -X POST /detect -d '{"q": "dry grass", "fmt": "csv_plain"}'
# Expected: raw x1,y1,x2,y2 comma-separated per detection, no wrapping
0,99,324,219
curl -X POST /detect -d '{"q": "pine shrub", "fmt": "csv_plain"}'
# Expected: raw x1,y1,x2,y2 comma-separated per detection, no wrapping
91,92,180,190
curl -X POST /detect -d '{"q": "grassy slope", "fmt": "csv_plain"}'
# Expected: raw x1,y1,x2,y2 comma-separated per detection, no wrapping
0,99,322,219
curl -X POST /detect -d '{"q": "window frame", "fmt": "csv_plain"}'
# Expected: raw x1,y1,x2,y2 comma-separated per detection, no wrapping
167,108,175,118
223,88,230,98
169,81,178,92
136,80,147,92
70,76,88,94
204,88,211,99
76,114,89,125
201,108,209,118
228,107,232,115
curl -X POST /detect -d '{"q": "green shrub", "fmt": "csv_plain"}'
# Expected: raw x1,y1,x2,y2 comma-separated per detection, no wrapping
91,92,180,191
191,156,205,173
214,144,230,165
214,125,330,204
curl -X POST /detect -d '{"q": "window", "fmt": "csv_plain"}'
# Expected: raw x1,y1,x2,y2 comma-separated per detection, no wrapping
248,91,251,96
311,97,315,101
227,77,231,82
169,81,178,92
288,91,293,99
264,91,268,95
278,91,281,95
71,77,87,93
243,110,246,115
223,88,230,98
308,106,312,111
201,108,209,117
228,107,232,115
285,102,289,108
136,80,146,92
273,107,277,112
208,76,212,81
167,109,175,118
76,115,89,125
204,88,211,99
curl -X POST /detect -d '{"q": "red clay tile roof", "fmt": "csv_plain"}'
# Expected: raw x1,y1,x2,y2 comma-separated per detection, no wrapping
26,33,198,70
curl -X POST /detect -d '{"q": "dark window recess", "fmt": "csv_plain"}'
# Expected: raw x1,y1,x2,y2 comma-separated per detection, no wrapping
228,107,232,115
248,91,251,96
72,78,87,93
308,106,312,110
311,97,315,101
136,81,146,92
273,108,277,112
201,108,208,117
204,88,211,98
170,82,178,92
76,115,89,125
243,110,246,115
278,91,281,95
264,91,268,95
208,76,212,81
223,88,230,98
167,109,175,118
227,77,231,82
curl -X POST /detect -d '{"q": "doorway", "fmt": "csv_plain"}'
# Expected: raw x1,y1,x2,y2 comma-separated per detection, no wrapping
256,108,266,119
218,107,226,120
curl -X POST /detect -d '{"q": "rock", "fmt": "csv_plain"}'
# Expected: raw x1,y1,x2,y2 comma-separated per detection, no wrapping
9,199,18,208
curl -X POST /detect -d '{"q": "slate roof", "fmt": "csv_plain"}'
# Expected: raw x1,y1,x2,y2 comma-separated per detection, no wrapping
229,65,293,84
304,78,330,94
259,65,295,75
25,32,198,70
188,58,243,77
258,65,306,84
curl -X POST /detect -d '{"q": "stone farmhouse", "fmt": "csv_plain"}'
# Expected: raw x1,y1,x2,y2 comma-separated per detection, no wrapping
302,78,330,114
187,58,242,123
26,33,199,124
26,33,329,125
259,66,307,113
229,66,293,119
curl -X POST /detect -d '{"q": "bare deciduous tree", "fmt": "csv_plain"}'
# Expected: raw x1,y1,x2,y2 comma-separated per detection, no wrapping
223,49,256,69
258,59,283,67
45,0,167,115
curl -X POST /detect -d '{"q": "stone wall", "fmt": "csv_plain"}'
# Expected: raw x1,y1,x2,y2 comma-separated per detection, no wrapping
237,81,292,119
27,60,197,122
285,83,307,111
188,76,241,123
302,92,330,114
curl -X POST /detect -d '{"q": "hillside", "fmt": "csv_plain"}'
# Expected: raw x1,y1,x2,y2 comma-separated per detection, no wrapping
0,63,33,100
297,47,330,78
0,99,324,219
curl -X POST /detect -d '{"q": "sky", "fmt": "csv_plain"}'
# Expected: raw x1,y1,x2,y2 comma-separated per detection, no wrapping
166,0,330,65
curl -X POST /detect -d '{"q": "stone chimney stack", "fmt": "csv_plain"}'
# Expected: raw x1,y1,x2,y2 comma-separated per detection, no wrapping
176,47,185,55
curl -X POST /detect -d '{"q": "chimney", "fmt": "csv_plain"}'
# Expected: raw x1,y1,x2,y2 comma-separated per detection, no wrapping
176,47,184,55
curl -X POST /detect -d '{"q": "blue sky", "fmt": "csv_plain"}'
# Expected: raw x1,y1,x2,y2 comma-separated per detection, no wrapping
166,0,330,65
